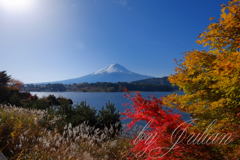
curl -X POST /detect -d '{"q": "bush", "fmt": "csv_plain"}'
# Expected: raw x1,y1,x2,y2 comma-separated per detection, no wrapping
96,101,122,138
72,100,97,127
9,93,22,107
31,99,50,110
56,100,122,139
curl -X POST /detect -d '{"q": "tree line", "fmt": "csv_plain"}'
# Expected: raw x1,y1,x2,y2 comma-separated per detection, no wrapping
21,81,175,92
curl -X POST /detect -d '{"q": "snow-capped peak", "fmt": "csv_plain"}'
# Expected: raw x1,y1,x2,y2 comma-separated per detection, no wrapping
92,63,133,74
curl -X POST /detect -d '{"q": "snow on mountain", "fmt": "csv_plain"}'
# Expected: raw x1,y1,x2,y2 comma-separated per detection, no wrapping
92,63,133,74
34,63,154,84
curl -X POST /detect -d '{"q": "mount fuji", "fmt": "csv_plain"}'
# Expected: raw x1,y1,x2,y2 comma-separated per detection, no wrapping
39,63,154,84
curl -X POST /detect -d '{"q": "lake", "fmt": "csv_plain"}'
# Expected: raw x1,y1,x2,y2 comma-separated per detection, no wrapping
30,91,190,131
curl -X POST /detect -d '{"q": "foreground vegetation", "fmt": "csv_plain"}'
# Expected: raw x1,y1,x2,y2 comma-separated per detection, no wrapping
0,104,143,159
0,71,134,159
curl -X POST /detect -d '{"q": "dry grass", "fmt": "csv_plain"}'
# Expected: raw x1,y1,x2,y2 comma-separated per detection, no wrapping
0,104,143,160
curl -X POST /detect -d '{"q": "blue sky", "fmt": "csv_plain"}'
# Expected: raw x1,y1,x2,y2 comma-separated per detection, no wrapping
0,0,228,83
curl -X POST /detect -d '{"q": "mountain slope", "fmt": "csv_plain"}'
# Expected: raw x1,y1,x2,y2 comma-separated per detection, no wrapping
36,63,153,84
131,77,180,90
92,63,132,74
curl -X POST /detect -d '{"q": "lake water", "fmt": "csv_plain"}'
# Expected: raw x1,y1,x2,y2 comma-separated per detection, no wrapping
30,91,190,131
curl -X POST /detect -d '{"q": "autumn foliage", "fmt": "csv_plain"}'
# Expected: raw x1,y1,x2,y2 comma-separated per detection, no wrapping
163,0,240,158
120,89,225,159
121,0,240,159
8,78,23,91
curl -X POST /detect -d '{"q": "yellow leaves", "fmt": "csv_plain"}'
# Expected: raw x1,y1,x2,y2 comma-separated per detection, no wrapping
210,49,220,55
164,2,240,154
196,40,202,44
198,1,240,51
221,7,226,14
228,5,237,13
203,43,208,47
10,132,15,140
165,45,240,127
221,12,227,19
174,67,180,72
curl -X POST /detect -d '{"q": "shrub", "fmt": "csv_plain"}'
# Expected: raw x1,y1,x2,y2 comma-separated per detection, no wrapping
96,101,122,138
72,100,97,127
9,93,22,107
57,100,122,139
31,98,50,110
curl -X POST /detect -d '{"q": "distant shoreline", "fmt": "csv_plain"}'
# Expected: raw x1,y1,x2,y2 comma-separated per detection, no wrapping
23,90,182,93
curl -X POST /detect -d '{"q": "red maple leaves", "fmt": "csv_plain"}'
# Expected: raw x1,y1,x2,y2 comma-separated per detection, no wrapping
120,89,224,159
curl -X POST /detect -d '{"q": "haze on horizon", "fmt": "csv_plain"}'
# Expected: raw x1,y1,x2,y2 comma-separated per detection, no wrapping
0,0,228,83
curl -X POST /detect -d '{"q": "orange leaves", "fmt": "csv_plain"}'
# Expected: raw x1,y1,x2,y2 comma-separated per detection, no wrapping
196,40,202,44
209,17,214,20
165,0,240,158
8,78,23,91
221,7,226,14
196,0,240,51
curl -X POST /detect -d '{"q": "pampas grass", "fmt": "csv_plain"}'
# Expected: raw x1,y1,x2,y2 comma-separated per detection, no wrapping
0,104,137,160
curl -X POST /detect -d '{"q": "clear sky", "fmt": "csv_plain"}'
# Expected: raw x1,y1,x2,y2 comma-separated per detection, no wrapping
0,0,229,83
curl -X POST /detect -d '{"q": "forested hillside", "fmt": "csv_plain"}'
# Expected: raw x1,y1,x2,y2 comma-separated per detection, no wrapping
131,76,180,90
